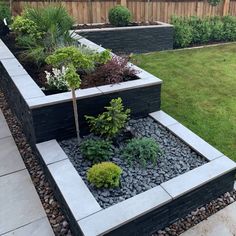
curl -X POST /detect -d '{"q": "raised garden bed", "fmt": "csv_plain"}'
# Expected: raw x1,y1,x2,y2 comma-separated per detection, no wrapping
36,110,236,236
74,21,174,54
0,36,162,145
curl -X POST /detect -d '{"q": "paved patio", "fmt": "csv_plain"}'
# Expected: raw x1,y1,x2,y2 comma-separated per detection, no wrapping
0,110,54,236
181,192,236,236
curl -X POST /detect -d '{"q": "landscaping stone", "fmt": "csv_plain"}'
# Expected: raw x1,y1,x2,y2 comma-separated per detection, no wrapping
60,117,207,209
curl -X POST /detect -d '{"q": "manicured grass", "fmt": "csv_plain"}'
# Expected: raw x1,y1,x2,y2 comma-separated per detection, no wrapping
133,44,236,161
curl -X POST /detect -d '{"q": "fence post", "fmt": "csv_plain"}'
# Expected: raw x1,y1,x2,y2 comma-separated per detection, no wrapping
223,0,230,16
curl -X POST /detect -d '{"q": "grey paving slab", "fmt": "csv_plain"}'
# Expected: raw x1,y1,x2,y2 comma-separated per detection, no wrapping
78,186,172,236
12,74,45,100
0,40,15,60
180,202,236,236
36,140,68,165
0,111,11,139
161,156,236,199
48,159,101,221
0,136,25,176
2,217,54,236
0,169,46,234
0,58,28,77
167,122,224,161
150,110,178,127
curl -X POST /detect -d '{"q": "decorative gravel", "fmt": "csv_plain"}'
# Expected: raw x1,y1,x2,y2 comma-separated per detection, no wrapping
60,117,207,209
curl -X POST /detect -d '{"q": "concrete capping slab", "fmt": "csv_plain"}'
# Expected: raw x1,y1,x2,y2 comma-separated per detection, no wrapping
78,185,172,236
150,110,224,161
161,156,236,199
0,39,15,60
1,58,28,77
73,21,173,34
48,159,102,221
36,140,68,165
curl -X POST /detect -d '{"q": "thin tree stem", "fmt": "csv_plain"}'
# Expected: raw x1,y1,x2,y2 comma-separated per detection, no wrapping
71,88,81,144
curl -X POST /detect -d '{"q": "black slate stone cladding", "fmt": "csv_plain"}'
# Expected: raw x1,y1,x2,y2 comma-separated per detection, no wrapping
0,62,36,146
105,171,236,236
32,84,161,143
79,26,173,54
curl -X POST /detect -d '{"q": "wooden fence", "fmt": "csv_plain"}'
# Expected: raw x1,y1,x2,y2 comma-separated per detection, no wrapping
11,0,236,24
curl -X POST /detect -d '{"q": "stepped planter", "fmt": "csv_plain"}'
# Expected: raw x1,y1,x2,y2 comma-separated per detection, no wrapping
36,111,236,236
75,21,174,54
0,36,162,145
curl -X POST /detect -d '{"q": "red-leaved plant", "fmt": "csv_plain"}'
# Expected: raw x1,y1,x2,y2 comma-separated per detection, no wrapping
81,56,139,88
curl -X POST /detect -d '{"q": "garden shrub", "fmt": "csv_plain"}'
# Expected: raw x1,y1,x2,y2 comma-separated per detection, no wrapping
87,162,122,188
122,137,160,166
108,5,132,27
83,56,138,87
0,2,11,22
11,5,74,65
45,66,69,91
80,139,113,163
171,15,236,48
171,16,193,48
85,98,130,139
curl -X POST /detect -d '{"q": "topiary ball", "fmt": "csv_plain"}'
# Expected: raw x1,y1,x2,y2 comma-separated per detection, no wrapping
108,5,132,27
87,162,122,188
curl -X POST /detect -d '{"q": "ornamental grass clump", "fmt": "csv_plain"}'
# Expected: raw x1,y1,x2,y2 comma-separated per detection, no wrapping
80,139,113,163
122,137,160,166
85,97,130,139
87,162,122,188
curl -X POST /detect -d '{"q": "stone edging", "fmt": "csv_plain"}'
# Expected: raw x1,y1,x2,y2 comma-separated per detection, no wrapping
36,110,236,236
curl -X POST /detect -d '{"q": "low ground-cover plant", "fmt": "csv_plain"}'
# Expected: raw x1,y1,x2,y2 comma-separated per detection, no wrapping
171,15,236,48
85,98,130,139
11,5,74,65
87,162,122,188
80,139,113,163
108,5,132,27
122,137,160,166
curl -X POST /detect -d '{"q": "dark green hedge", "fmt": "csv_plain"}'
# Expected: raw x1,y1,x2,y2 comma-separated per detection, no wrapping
171,16,236,48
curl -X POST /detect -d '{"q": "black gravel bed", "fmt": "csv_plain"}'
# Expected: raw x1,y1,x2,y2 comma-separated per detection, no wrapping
59,117,207,209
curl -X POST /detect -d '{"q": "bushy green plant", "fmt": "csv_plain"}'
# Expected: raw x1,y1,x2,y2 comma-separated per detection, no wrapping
80,139,113,163
122,137,160,166
46,46,111,71
85,98,130,139
11,5,74,65
171,16,236,48
208,0,221,6
87,162,122,188
108,5,132,27
171,16,193,48
188,17,212,44
0,2,11,22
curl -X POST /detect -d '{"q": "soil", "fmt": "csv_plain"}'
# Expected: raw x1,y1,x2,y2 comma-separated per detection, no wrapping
74,21,160,30
1,33,138,95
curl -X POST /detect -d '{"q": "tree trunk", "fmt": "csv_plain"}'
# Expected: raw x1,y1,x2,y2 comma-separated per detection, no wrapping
71,88,81,144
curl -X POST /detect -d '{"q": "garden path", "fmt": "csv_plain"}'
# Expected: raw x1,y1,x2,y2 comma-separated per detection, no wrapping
0,109,54,236
181,188,236,236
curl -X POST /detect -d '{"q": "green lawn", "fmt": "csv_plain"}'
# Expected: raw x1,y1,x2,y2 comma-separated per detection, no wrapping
133,44,236,161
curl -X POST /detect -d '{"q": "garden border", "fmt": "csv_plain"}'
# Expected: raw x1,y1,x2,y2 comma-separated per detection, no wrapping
0,36,162,145
36,110,236,236
74,21,174,54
